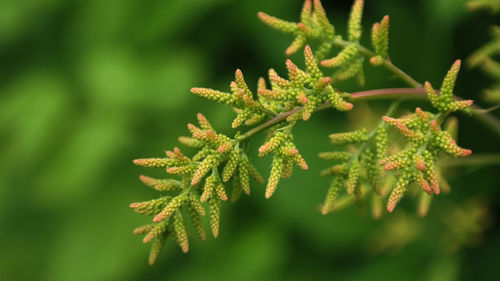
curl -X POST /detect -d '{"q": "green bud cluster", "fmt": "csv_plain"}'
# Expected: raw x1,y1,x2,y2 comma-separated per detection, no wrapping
319,124,391,217
319,0,365,84
320,76,473,216
131,113,263,264
191,71,272,129
130,0,488,265
258,0,335,58
192,45,353,128
258,128,309,198
380,106,472,213
260,46,353,121
258,0,374,85
425,60,474,113
468,24,500,102
370,15,390,66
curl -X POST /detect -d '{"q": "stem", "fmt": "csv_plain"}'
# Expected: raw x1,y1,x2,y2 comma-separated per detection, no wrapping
238,88,500,141
332,38,422,88
237,108,301,141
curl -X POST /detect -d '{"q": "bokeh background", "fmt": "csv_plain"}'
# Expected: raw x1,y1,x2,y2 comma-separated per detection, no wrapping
1,0,499,280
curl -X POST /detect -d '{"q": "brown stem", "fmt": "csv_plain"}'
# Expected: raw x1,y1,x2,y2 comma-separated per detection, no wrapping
237,88,500,141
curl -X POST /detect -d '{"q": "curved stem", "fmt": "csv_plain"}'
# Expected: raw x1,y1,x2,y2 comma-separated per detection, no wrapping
238,88,500,141
332,38,422,88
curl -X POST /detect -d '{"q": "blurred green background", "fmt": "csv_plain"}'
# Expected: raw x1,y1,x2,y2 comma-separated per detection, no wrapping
1,0,499,280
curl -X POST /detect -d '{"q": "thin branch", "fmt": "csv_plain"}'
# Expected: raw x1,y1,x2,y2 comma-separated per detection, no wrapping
332,39,422,88
238,88,500,141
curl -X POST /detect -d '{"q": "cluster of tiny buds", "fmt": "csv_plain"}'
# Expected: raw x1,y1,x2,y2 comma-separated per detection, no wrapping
131,112,268,264
258,129,309,198
129,0,481,265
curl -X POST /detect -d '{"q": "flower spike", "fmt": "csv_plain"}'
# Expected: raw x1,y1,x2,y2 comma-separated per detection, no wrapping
425,60,474,113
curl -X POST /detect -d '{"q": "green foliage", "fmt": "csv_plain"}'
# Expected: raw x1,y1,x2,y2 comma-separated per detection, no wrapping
129,0,494,265
467,0,500,12
468,25,500,101
467,1,500,102
132,113,265,263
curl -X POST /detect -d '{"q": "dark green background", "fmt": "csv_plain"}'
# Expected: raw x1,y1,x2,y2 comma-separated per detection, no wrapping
1,0,499,280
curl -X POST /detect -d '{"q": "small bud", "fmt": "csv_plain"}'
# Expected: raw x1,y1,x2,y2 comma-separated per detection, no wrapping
347,0,364,42
297,91,308,105
268,68,291,87
370,56,383,66
371,15,389,57
286,35,307,56
191,154,218,186
394,122,423,140
328,89,354,111
259,132,285,156
133,158,172,168
190,88,232,104
297,22,315,37
222,149,240,182
424,81,439,108
300,0,312,25
387,178,408,212
189,195,206,216
173,211,189,253
416,171,432,194
318,151,351,161
415,157,426,171
281,158,294,179
148,234,167,265
217,142,232,154
201,173,217,202
232,110,251,128
215,183,228,201
286,59,302,85
415,107,428,121
197,113,213,130
257,77,267,90
133,224,154,235
187,123,200,134
208,194,221,238
257,12,298,34
321,176,342,215
435,132,472,157
166,165,195,175
440,59,461,102
329,128,368,145
313,77,331,91
321,44,357,68
139,175,181,191
265,155,283,198
239,161,251,195
153,195,185,223
293,153,309,170
143,221,168,244
304,45,322,79
178,136,203,148
346,160,360,194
